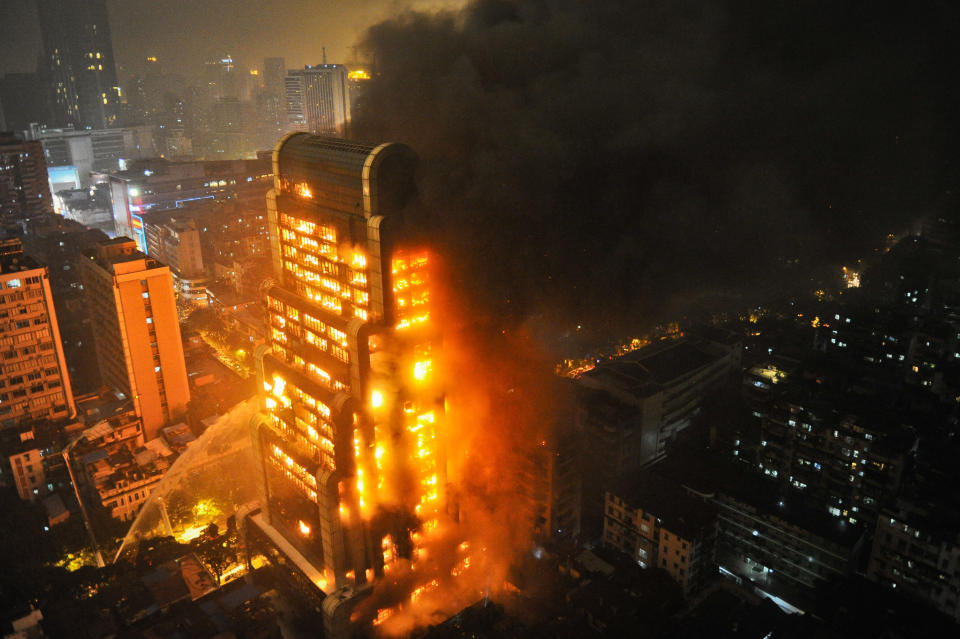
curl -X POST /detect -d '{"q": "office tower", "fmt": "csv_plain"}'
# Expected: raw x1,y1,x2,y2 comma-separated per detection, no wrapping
36,0,121,129
0,133,53,230
0,238,74,427
80,238,189,441
250,133,431,633
284,65,351,136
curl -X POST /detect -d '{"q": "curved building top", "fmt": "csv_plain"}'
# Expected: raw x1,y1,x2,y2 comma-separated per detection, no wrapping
273,133,417,219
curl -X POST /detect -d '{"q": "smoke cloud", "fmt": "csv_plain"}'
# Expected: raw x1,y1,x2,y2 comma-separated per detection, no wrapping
353,0,955,334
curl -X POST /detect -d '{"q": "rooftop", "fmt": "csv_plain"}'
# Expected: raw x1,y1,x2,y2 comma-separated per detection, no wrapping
0,238,43,274
581,339,723,398
611,472,717,540
654,446,864,548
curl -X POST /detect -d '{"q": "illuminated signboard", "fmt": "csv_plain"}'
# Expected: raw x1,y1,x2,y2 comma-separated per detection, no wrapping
131,214,147,253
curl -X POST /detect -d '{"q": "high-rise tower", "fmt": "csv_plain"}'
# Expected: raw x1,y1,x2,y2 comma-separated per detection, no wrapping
0,133,52,230
0,238,75,427
284,65,351,136
36,0,121,129
80,238,190,441
250,133,440,634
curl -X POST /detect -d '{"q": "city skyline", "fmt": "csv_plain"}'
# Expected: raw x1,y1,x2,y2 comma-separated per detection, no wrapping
0,0,466,78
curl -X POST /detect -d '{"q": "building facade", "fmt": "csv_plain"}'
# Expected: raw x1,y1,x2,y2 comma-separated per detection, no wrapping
0,238,74,427
250,133,428,634
758,391,913,529
80,238,189,440
285,66,351,136
106,156,272,248
603,475,717,596
1,133,53,230
868,503,960,622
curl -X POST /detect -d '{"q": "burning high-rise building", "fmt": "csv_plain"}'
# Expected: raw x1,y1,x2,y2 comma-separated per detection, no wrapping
248,133,445,636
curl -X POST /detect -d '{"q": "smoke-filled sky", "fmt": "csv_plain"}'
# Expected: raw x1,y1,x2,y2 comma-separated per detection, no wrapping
350,0,957,332
2,0,956,335
0,0,464,75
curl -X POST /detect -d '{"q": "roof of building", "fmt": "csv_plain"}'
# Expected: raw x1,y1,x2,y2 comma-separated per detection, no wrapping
611,472,717,541
0,238,43,274
654,446,863,548
275,133,418,218
581,339,724,399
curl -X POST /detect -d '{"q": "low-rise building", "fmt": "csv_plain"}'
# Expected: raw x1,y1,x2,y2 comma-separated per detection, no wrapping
759,384,914,529
603,473,716,595
868,502,960,623
655,447,864,600
578,333,740,535
91,448,168,521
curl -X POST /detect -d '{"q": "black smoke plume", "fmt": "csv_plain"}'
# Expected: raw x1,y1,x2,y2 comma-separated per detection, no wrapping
353,0,956,336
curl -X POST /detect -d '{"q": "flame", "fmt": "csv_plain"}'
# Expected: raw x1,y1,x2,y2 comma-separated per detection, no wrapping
295,182,313,199
298,520,311,536
413,359,431,381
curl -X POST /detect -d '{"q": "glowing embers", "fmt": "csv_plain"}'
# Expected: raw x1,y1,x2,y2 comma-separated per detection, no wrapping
450,542,472,577
294,182,313,199
406,406,440,518
396,315,430,331
409,578,439,604
263,375,291,410
268,444,318,502
314,568,334,592
373,608,395,627
413,360,431,381
381,534,398,570
392,250,432,331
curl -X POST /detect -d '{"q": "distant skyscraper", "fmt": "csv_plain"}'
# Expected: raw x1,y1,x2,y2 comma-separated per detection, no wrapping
0,238,75,427
256,58,287,149
250,134,433,635
0,133,53,230
203,55,238,101
36,0,121,129
284,65,351,136
263,58,286,99
80,238,190,440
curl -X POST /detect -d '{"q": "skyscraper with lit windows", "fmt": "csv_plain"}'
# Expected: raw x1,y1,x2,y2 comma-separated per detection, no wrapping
249,133,441,634
284,65,351,136
37,0,120,129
